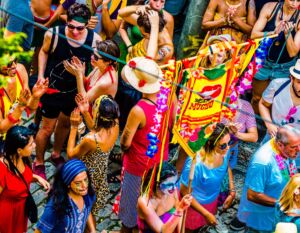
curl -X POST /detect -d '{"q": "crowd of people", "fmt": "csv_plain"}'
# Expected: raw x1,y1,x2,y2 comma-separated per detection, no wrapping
0,0,300,232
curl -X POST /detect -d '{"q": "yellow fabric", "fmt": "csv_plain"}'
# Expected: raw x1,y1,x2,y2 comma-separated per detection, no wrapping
109,0,127,20
126,38,146,61
0,74,23,138
172,40,259,156
3,75,23,118
211,13,247,44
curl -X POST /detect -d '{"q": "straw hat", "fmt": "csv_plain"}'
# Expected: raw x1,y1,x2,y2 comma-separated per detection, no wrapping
124,57,162,94
275,222,297,233
207,34,232,45
290,59,300,79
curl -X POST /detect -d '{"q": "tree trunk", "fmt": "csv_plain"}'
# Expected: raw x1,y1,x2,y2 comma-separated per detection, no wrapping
176,0,209,59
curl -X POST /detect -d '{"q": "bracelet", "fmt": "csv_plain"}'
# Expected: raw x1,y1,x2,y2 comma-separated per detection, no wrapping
263,31,267,38
229,189,236,193
174,211,183,217
126,44,133,49
7,113,19,124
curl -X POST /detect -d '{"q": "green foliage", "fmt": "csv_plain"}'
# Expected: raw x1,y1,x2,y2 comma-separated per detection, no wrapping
0,29,33,66
0,29,33,87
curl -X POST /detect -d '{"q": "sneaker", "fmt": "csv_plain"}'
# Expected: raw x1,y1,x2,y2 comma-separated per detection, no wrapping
32,162,47,180
230,217,246,231
49,156,66,167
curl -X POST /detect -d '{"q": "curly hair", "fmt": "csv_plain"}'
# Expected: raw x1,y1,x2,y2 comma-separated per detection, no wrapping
67,3,91,23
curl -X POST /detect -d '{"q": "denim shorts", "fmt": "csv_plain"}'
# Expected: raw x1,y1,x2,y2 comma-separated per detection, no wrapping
254,58,296,81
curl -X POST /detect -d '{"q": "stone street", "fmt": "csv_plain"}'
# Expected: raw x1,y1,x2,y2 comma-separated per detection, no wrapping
27,139,259,233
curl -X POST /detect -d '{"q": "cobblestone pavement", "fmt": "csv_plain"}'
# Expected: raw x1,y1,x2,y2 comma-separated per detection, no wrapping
27,140,259,233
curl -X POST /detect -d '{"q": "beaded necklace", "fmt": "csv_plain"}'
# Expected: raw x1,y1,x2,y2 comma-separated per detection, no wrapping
270,138,297,181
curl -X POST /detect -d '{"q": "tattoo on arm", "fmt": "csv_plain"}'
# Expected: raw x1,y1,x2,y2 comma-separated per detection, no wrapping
121,129,131,151
249,0,255,9
157,46,171,62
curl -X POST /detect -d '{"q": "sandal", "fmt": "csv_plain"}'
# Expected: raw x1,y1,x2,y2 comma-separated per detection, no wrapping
109,147,122,165
107,174,121,183
49,156,66,167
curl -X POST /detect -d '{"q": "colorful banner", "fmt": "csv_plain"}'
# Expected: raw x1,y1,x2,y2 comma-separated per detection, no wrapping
172,40,259,157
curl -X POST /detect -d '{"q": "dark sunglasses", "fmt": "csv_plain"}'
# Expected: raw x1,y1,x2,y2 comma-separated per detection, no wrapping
3,59,17,69
219,139,235,150
93,53,103,61
67,24,86,31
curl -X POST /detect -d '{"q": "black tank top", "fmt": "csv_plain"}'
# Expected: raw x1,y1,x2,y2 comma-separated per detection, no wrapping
265,2,300,63
45,26,94,94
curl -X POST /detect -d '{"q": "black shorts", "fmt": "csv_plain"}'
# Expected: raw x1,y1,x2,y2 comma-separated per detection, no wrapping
40,93,76,119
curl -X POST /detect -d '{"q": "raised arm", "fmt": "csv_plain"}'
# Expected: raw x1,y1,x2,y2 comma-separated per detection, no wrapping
67,108,92,158
202,0,226,30
102,0,123,38
251,2,278,39
284,22,300,57
231,0,256,34
44,5,66,28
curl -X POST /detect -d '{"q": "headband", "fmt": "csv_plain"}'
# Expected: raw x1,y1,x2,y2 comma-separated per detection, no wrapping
72,16,89,24
213,125,227,146
92,95,115,126
62,159,87,186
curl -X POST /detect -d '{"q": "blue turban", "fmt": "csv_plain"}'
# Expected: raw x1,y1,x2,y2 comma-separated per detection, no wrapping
62,159,87,186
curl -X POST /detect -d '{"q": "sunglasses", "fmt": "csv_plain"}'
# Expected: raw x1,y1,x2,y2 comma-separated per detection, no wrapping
219,139,235,150
2,59,17,70
67,23,86,31
93,54,102,61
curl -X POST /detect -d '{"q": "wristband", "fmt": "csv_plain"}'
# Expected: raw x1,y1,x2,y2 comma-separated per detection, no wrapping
263,31,267,38
174,211,183,217
7,113,19,124
126,44,133,49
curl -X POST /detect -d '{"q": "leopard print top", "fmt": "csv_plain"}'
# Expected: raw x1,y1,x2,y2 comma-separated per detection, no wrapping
81,134,111,215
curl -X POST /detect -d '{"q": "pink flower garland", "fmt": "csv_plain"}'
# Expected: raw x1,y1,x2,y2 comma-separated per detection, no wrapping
275,154,297,181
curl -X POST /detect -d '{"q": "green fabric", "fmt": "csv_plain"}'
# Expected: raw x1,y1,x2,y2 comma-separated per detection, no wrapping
73,16,89,24
203,64,226,80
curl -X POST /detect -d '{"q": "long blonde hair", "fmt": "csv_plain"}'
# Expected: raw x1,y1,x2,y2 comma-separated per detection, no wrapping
279,174,300,213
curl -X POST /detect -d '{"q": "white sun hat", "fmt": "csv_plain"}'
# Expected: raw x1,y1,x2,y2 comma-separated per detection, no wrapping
124,57,162,94
275,222,297,233
290,59,300,79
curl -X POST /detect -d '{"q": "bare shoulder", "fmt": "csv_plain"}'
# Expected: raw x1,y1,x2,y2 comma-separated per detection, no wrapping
45,28,54,38
163,10,173,22
261,2,278,17
16,63,27,74
80,133,97,148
